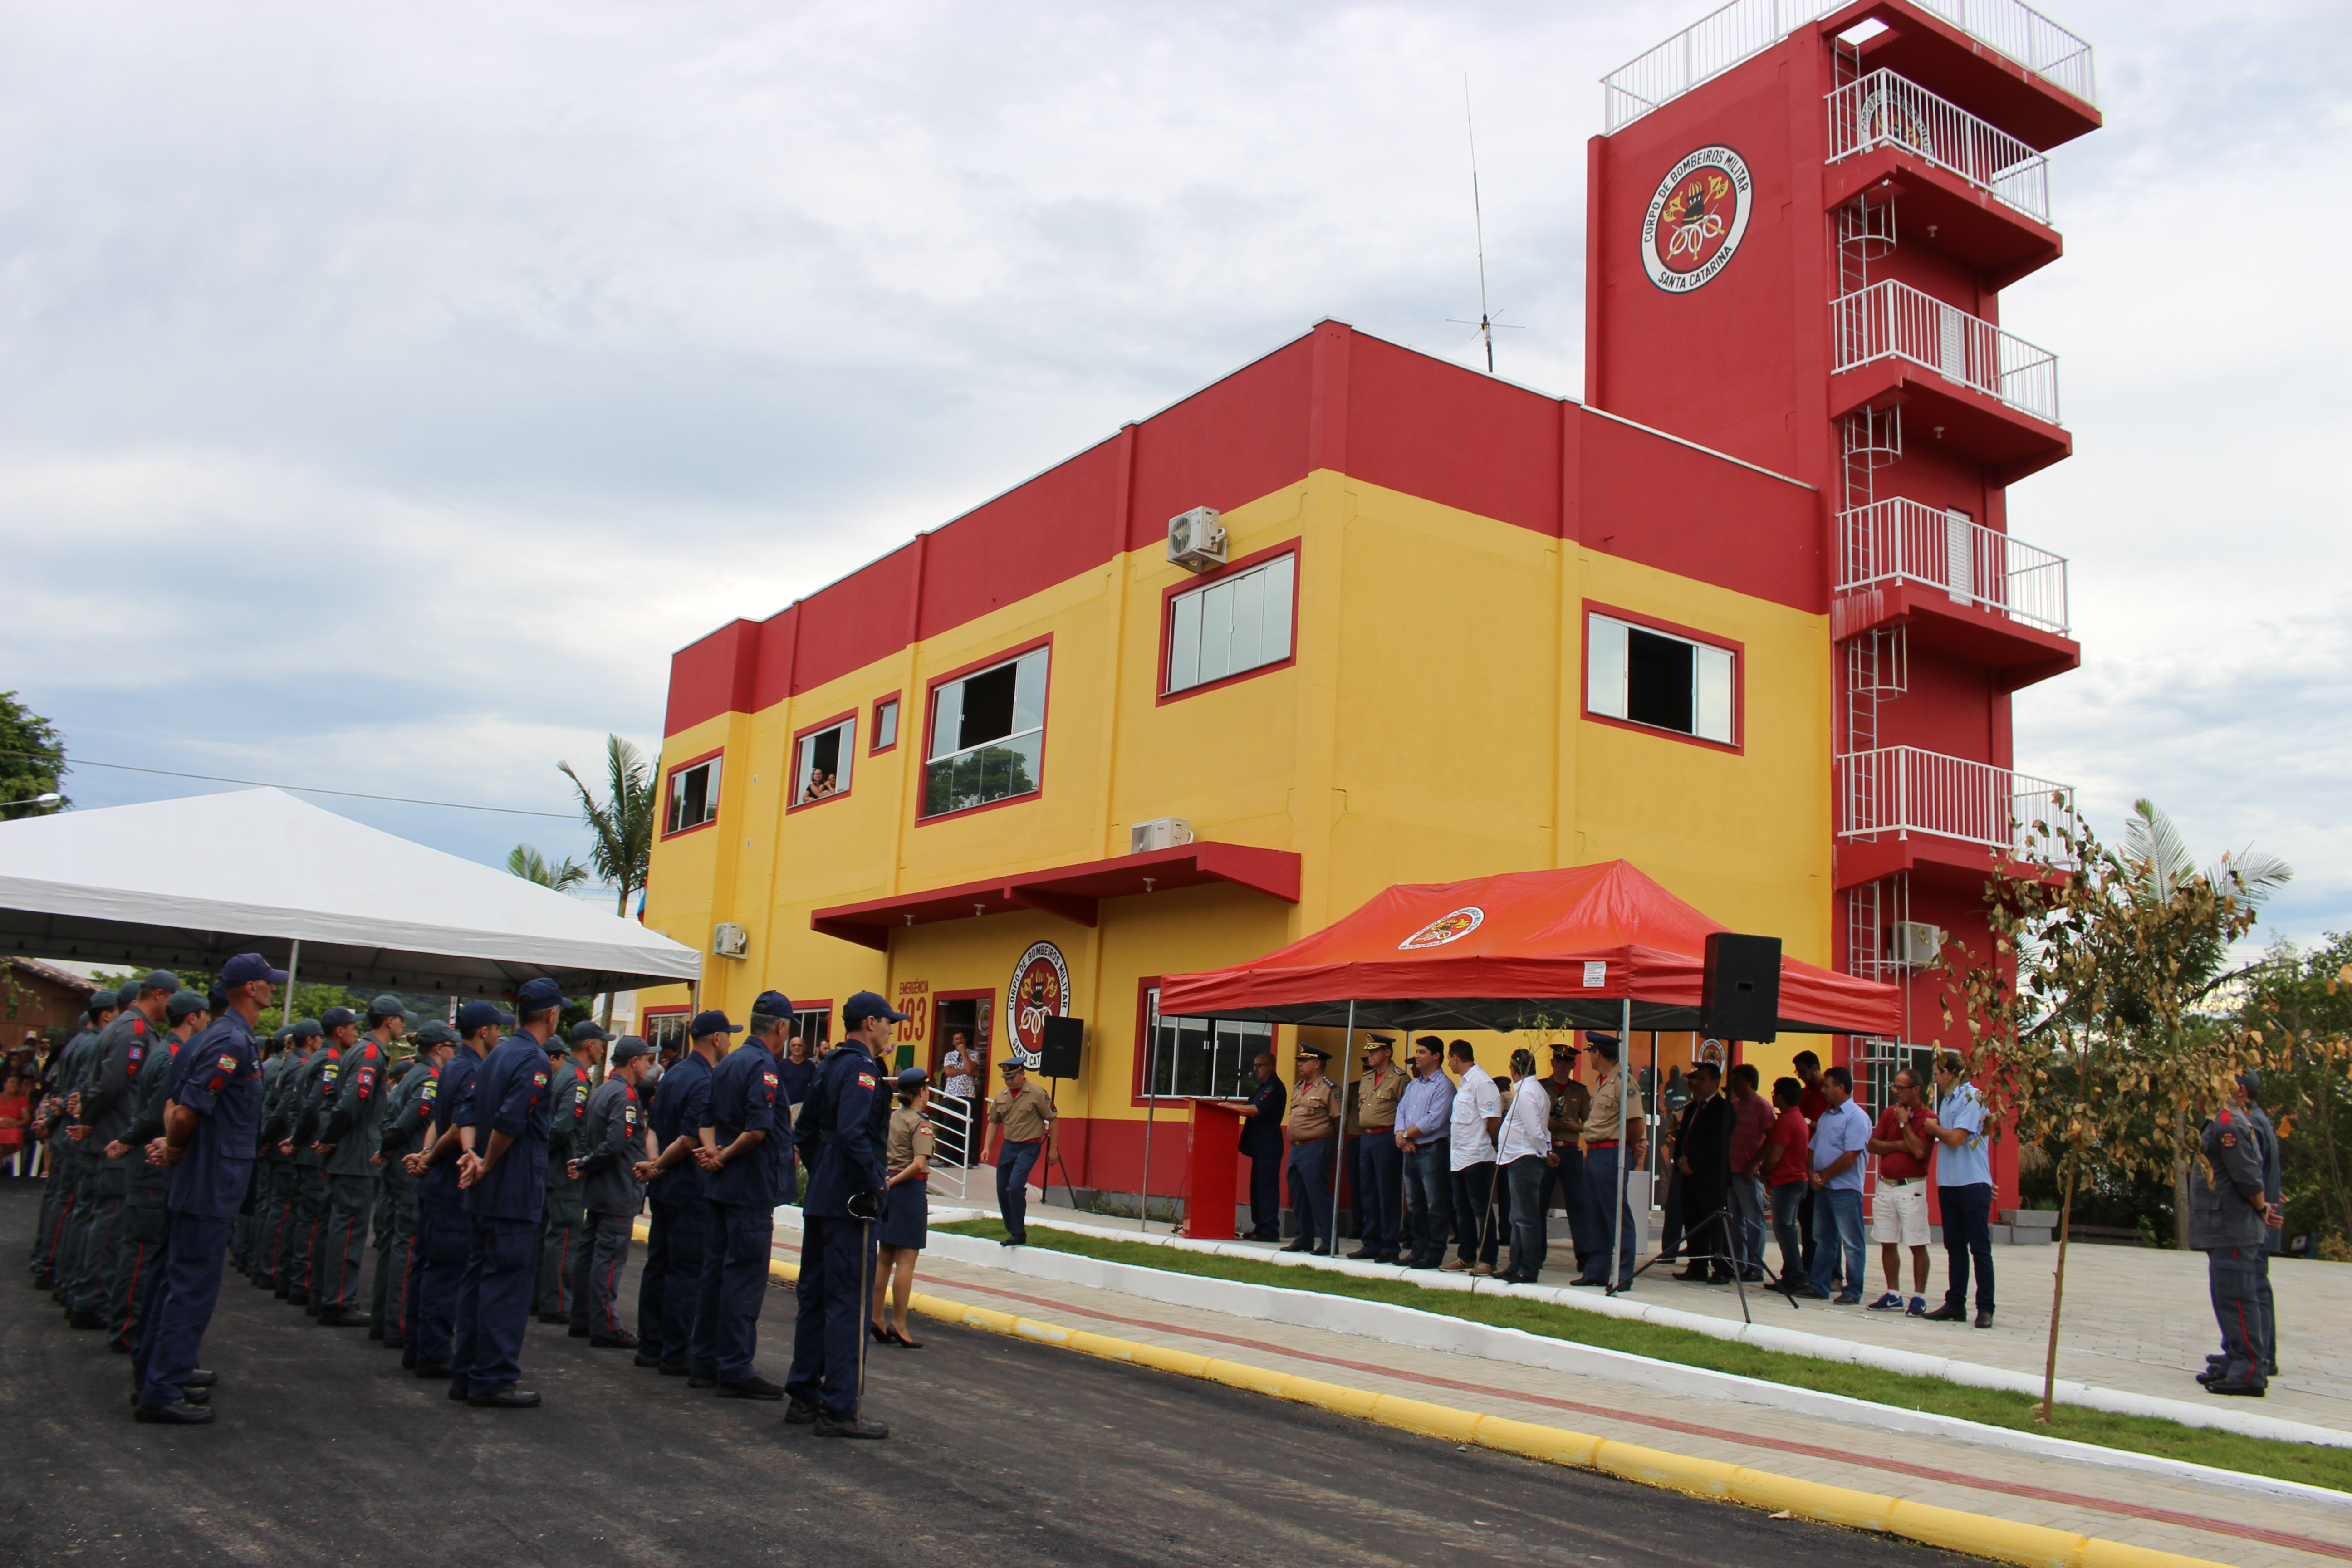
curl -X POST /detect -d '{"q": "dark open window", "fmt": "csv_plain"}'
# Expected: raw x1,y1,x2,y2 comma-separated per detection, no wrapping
665,756,720,834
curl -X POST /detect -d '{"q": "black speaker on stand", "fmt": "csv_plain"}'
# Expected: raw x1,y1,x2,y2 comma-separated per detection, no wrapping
1037,1015,1085,1080
1701,933,1781,1042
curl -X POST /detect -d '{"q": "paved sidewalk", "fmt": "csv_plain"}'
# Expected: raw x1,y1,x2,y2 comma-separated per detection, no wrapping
800,1225,2352,1568
1020,1203,2352,1436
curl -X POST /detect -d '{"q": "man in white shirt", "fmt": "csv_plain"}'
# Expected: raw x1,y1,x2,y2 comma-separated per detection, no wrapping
1496,1048,1555,1284
1443,1041,1503,1275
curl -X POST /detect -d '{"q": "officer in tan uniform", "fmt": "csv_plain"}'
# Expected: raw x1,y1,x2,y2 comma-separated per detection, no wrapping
1280,1046,1342,1255
1344,1037,1406,1263
1572,1033,1645,1290
1539,1040,1603,1275
984,1058,1058,1246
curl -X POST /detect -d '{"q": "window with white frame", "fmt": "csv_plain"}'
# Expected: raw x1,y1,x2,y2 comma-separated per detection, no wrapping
1166,553,1295,695
794,718,854,805
1586,613,1735,744
1142,987,1272,1099
872,697,899,751
923,647,1048,818
665,755,721,834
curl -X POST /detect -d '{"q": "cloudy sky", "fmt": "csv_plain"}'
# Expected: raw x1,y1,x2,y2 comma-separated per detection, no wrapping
3,0,2345,946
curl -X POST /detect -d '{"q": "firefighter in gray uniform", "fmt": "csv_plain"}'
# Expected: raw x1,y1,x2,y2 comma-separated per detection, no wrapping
2207,1070,2284,1383
2189,1088,2273,1397
569,1035,655,1347
33,991,116,1289
375,1022,452,1348
368,1036,427,1343
250,1028,302,1289
45,987,126,1305
311,999,404,1325
536,1021,607,1323
275,1018,338,1305
66,974,179,1328
108,986,211,1348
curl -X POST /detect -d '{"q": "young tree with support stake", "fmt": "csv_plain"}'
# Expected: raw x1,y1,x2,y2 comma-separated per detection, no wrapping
1933,804,2264,1424
561,735,658,1029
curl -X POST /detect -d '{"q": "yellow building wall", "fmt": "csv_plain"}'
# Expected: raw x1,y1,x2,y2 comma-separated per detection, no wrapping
643,466,1831,1126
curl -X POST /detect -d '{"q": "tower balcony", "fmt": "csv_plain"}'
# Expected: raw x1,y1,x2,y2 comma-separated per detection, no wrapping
1603,0,2097,139
1833,745,2078,890
1825,68,2063,284
1833,498,2078,688
1831,280,2068,481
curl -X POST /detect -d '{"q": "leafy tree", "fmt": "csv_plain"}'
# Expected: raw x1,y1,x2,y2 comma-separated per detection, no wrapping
507,843,591,891
0,691,69,819
1934,803,2265,1423
560,735,656,919
2234,936,2352,1253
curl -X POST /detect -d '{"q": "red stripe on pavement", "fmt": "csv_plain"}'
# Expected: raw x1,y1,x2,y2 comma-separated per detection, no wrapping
841,1252,2349,1563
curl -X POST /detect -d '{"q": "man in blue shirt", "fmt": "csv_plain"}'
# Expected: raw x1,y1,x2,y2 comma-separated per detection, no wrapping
637,1011,729,1376
696,991,795,1398
1921,1050,1996,1327
402,1001,505,1377
131,952,279,1423
1803,1065,1872,1302
1393,1038,1455,1269
448,976,563,1408
787,990,901,1439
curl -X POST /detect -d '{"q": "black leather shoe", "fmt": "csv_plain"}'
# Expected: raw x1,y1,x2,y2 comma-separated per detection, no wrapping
785,1396,822,1425
717,1377,784,1400
1671,1267,1710,1283
1279,1240,1313,1253
1345,1249,1376,1260
568,1325,590,1338
467,1387,543,1408
2205,1379,2266,1398
634,1351,663,1367
688,1374,718,1389
536,1312,569,1324
29,1272,55,1291
446,1381,471,1401
382,1339,405,1351
413,1362,452,1378
366,1328,383,1340
1974,1309,1996,1329
183,1369,217,1388
813,1412,889,1439
132,1400,215,1425
593,1331,641,1350
1921,1302,1967,1322
658,1361,689,1377
126,1386,209,1406
69,1310,104,1330
315,1308,368,1327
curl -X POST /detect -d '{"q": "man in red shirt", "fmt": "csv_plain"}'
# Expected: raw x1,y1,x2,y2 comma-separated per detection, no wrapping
1865,1067,1934,1315
1725,1063,1779,1281
1760,1078,1811,1289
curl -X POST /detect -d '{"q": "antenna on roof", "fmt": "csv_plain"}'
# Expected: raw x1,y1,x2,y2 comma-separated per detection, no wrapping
1448,73,1522,374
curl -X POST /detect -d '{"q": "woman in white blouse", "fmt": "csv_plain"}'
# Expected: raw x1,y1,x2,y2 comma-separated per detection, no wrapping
1497,1047,1556,1284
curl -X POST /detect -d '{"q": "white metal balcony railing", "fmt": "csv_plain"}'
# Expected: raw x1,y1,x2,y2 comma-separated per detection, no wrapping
1826,69,2051,223
1836,745,2078,853
1603,0,2096,133
1833,279,2061,425
1841,497,2069,634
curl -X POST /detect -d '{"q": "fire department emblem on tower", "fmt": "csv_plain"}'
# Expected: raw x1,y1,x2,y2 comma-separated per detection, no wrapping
1641,145,1753,293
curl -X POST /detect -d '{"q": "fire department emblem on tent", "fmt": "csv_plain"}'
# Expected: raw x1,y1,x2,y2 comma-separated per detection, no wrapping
1398,906,1485,950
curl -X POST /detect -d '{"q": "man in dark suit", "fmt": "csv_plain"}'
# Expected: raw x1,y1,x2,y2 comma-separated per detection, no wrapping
1671,1062,1736,1284
1234,1051,1286,1241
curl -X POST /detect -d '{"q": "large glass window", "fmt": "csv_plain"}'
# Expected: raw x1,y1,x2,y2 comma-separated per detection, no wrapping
793,717,853,805
1142,987,1271,1099
664,755,721,834
1166,553,1295,695
1586,613,1735,744
923,647,1048,818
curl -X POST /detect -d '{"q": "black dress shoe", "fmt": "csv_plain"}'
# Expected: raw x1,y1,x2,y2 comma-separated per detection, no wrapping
366,1328,383,1340
785,1396,822,1425
1921,1302,1967,1322
1974,1309,1996,1329
1345,1249,1376,1260
182,1369,217,1388
126,1386,209,1406
537,1312,569,1324
633,1351,663,1367
314,1308,368,1327
717,1377,785,1400
446,1381,471,1401
132,1400,215,1425
69,1310,104,1330
658,1361,689,1377
1279,1240,1313,1253
1671,1268,1710,1282
568,1325,590,1338
467,1387,542,1408
688,1374,718,1389
593,1331,641,1350
413,1362,451,1378
382,1338,405,1351
813,1412,888,1439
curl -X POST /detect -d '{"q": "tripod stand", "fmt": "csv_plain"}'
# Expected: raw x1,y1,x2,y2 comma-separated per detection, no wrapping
1627,1202,1797,1326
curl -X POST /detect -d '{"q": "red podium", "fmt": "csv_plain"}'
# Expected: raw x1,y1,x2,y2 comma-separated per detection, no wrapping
1181,1100,1250,1240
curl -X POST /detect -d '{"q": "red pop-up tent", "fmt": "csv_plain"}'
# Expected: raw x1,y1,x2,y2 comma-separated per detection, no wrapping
1156,860,1900,1036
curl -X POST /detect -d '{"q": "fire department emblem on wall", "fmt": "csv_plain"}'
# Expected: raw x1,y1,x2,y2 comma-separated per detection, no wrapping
1641,145,1753,293
1007,940,1071,1067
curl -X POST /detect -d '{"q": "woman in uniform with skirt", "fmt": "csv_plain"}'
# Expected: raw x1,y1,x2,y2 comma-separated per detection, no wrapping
870,1066,935,1349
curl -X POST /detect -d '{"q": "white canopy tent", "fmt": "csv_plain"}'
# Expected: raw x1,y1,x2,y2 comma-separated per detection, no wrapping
0,787,701,1000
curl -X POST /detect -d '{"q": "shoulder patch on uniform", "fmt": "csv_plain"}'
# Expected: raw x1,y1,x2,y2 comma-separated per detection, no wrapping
532,1071,549,1087
858,1073,877,1089
217,1054,238,1073
762,1071,778,1087
132,1018,147,1034
2221,1131,2236,1147
129,1045,144,1063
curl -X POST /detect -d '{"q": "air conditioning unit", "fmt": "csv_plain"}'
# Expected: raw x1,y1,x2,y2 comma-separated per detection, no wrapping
711,922,750,960
1130,817,1194,854
1890,921,1943,969
1166,507,1227,573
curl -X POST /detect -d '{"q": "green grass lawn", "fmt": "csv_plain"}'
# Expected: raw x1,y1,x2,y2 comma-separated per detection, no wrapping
936,1218,2350,1494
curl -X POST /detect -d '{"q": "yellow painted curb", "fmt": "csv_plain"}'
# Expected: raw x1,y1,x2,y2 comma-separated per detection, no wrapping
618,1221,2230,1568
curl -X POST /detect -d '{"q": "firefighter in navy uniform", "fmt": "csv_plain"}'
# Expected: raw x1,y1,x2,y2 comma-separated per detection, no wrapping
785,990,901,1439
535,1021,603,1324
107,987,211,1352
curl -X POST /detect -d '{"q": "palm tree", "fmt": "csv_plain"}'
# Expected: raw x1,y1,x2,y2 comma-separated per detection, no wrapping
507,843,592,892
560,735,659,1029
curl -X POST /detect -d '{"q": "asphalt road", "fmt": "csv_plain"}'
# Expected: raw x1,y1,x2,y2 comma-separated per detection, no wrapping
0,1182,1981,1568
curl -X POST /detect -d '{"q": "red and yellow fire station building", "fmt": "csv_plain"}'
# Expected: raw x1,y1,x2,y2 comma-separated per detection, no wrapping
642,0,2097,1215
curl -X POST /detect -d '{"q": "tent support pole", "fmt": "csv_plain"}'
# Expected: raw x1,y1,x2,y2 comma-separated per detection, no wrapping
283,938,301,1031
1330,1001,1357,1255
1607,995,1629,1295
1139,995,1161,1233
